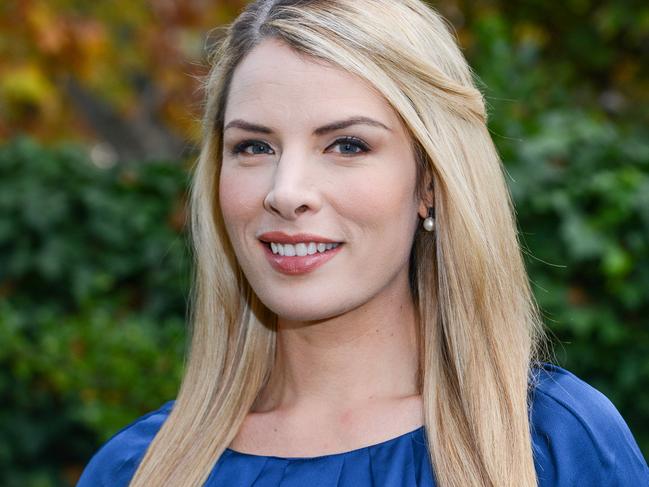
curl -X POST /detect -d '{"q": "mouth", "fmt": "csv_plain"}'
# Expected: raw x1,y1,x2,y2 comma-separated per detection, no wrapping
257,237,344,275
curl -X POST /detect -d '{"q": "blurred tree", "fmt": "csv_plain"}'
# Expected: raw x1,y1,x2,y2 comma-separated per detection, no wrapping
0,0,247,162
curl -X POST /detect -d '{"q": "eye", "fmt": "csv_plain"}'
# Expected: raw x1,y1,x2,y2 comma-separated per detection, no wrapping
230,140,275,156
328,136,370,156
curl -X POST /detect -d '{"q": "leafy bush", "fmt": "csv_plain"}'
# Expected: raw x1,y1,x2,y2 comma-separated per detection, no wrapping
468,8,649,458
0,138,190,486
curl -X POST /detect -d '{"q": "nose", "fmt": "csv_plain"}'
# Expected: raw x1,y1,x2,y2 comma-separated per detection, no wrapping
263,150,322,220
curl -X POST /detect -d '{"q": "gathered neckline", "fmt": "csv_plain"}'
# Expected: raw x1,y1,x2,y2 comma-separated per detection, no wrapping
225,424,425,461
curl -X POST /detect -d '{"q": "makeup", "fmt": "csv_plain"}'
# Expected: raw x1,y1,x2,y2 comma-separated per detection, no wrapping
258,232,343,275
260,240,343,275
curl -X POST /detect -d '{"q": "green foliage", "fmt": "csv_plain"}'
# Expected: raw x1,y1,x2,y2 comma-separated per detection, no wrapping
0,138,189,486
465,5,649,458
509,109,649,453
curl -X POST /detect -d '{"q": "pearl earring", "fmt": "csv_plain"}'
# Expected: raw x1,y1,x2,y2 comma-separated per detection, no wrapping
423,206,435,232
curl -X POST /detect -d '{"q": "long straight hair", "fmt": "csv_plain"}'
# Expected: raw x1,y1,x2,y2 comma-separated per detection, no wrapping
130,1,547,485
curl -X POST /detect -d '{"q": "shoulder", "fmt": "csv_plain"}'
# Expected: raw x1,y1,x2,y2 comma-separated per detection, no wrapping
76,400,175,487
529,363,649,486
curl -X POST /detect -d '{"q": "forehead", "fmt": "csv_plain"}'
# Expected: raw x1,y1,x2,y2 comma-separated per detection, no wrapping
224,38,400,129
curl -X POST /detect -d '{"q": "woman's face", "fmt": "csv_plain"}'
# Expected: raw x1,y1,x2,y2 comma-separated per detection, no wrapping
220,38,427,322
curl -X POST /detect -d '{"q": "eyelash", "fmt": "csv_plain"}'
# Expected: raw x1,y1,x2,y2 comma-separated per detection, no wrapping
230,136,370,157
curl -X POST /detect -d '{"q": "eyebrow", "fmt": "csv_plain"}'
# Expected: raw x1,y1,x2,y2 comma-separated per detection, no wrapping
223,116,392,135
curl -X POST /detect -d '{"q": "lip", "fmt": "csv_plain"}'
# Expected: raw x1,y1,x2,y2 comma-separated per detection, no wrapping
257,231,342,245
259,240,344,275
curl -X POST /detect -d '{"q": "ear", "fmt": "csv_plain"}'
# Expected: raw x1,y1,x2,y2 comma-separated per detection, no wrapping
417,170,434,219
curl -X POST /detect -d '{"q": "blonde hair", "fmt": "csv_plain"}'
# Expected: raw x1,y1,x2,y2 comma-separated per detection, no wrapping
130,1,547,486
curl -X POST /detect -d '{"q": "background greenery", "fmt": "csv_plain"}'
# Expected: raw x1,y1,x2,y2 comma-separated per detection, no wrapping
0,1,647,485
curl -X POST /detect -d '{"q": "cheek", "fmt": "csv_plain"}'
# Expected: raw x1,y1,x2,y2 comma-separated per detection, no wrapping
337,166,420,285
218,169,265,234
341,167,418,234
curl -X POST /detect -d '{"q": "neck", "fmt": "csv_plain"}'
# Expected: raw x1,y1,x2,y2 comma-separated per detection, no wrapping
253,273,420,414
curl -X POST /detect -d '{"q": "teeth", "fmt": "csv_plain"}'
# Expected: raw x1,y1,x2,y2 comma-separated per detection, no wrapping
268,241,340,256
295,243,307,256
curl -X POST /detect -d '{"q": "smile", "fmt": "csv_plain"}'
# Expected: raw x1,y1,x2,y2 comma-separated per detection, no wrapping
259,240,344,275
256,231,345,275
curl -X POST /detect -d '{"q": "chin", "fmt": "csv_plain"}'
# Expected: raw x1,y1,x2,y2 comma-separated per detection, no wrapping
257,291,360,324
266,302,342,323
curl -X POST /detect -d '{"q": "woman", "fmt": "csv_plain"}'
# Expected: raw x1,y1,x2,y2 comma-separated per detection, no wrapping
77,0,649,486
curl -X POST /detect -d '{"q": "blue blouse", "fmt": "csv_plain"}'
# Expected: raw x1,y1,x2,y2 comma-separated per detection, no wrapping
77,364,649,486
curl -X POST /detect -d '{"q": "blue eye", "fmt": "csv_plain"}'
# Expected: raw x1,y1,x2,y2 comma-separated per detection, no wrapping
329,136,370,156
231,140,274,156
230,137,370,157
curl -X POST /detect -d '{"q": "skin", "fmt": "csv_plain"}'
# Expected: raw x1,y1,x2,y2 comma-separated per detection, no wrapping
219,38,431,456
